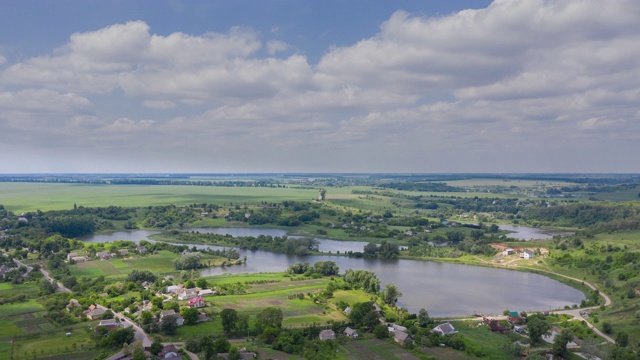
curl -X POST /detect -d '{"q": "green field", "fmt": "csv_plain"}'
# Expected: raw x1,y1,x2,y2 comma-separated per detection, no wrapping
338,339,422,360
70,250,181,279
10,321,98,360
0,183,319,213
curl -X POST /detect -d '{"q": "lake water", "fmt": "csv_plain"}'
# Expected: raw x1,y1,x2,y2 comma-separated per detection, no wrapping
81,228,584,317
500,225,574,240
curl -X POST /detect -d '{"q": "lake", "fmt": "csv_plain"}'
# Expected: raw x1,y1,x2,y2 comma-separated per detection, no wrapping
81,228,585,317
500,225,574,240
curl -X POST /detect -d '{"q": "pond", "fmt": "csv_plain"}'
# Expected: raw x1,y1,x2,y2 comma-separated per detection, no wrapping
81,228,584,317
500,225,574,240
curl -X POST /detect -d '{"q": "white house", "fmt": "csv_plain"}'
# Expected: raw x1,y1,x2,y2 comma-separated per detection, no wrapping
502,249,515,256
520,250,535,259
431,322,456,335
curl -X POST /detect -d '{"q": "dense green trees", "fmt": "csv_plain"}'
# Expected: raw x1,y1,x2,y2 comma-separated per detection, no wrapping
343,269,380,293
349,302,380,331
174,253,202,270
126,269,156,283
220,308,238,333
527,314,551,343
255,307,283,333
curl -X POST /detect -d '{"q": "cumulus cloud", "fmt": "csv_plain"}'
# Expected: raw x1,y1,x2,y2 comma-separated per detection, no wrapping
2,0,640,172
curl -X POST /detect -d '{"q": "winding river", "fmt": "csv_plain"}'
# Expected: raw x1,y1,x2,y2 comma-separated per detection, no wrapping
81,228,584,317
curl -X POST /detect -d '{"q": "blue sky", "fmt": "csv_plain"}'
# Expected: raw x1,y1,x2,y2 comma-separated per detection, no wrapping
0,0,638,173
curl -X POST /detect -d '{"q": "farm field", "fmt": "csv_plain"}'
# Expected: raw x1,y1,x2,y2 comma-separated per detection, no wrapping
10,321,99,360
0,182,319,213
338,339,422,360
166,274,366,342
69,250,236,280
70,250,181,280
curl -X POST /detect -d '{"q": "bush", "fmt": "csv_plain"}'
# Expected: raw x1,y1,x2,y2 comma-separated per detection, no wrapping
601,321,613,334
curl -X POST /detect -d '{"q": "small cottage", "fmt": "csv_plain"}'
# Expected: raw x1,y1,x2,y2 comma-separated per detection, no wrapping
394,331,412,346
431,322,456,335
319,329,335,341
344,327,358,338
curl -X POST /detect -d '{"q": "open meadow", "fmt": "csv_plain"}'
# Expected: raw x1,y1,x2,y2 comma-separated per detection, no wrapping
0,183,319,213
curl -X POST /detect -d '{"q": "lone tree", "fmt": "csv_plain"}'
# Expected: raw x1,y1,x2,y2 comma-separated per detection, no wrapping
220,308,238,333
552,329,574,357
527,314,551,343
381,284,402,306
160,314,178,335
418,308,430,327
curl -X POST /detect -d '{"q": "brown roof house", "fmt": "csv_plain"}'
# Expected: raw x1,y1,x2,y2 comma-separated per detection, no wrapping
394,331,413,346
85,304,107,320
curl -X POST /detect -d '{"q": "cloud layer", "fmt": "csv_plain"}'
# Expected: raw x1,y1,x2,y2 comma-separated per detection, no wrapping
1,0,639,172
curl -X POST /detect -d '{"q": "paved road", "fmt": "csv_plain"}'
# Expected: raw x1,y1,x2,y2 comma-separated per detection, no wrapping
115,311,152,348
12,257,73,293
40,266,72,293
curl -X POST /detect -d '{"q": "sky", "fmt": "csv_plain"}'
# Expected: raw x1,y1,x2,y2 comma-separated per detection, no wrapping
1,0,639,174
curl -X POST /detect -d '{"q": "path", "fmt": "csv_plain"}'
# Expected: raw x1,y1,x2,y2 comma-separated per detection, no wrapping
453,259,615,344
10,257,72,293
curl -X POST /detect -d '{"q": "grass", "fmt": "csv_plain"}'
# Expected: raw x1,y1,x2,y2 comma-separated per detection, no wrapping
452,321,515,359
70,250,183,279
0,283,39,300
338,339,422,360
0,183,319,213
10,322,97,360
161,274,355,341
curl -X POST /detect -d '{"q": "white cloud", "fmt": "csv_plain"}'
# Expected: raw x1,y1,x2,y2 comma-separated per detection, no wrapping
2,0,640,172
0,89,92,113
98,118,155,133
266,40,289,55
143,100,176,109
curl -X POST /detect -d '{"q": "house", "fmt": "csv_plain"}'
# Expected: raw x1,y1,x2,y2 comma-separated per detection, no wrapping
372,302,382,313
197,312,210,323
508,311,523,324
160,309,184,326
344,327,358,338
158,344,182,359
135,246,146,253
165,285,181,294
96,318,120,331
96,251,110,260
118,249,129,256
502,248,515,256
67,252,78,261
388,323,407,333
520,250,535,259
394,331,412,346
431,322,456,335
188,296,206,308
200,212,208,217
343,306,351,316
70,256,88,263
176,288,199,300
85,305,107,320
319,329,335,341
198,289,216,297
